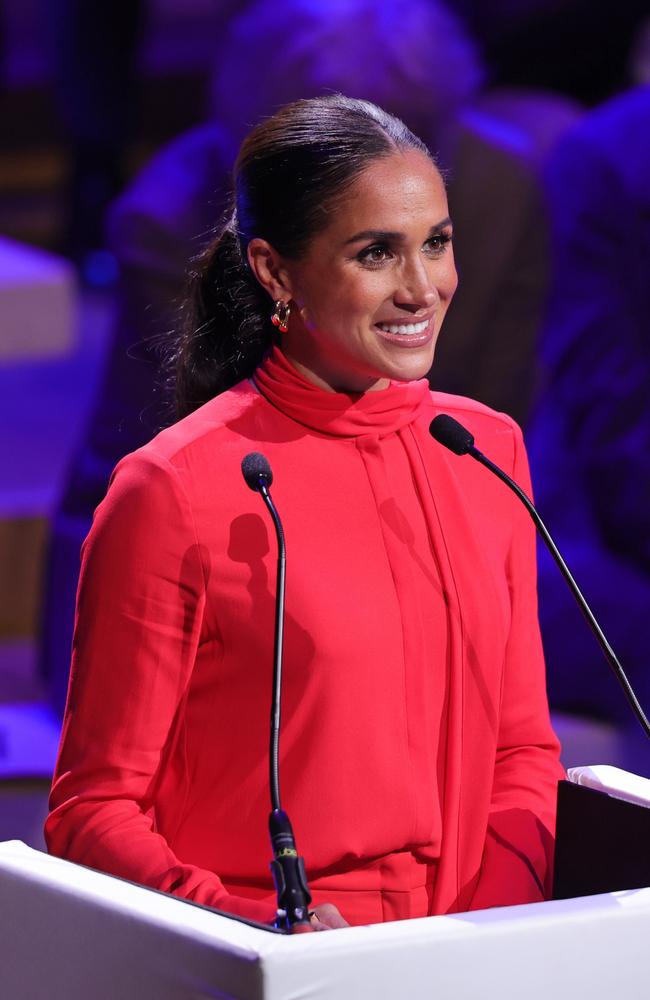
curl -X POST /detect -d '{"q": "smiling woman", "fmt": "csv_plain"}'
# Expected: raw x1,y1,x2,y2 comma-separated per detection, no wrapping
45,95,563,933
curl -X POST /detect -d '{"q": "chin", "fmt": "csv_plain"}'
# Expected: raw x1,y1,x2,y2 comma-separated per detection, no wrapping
383,350,435,384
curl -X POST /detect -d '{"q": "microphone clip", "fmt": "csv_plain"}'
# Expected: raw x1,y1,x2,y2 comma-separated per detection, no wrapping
269,808,312,930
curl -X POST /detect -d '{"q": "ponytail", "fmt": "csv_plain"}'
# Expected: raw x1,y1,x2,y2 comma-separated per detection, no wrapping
174,216,274,419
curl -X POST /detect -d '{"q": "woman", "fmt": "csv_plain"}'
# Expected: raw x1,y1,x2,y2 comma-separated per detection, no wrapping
45,95,563,929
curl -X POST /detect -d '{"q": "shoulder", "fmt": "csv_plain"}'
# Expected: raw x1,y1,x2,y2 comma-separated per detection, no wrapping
111,124,234,221
458,108,531,163
569,85,649,147
429,391,523,470
474,87,581,163
132,381,262,466
108,381,262,491
89,382,264,543
548,86,650,188
106,123,236,262
431,390,520,433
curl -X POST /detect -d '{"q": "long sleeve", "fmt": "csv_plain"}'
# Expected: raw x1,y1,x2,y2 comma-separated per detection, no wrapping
470,423,564,909
45,449,277,923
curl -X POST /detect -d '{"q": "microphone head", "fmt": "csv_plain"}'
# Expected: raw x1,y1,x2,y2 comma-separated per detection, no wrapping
241,452,274,491
429,414,475,455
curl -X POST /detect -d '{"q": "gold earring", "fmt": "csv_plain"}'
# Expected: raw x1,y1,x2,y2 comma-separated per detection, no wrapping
271,300,290,333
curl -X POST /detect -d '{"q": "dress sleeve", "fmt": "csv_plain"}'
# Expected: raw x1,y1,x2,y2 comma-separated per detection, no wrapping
45,449,277,924
470,422,565,909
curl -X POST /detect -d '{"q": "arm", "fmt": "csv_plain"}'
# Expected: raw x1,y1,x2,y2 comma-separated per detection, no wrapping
470,423,564,909
45,449,277,923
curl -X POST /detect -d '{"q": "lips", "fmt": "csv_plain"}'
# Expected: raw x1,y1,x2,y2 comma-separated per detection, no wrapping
376,319,430,336
373,317,435,349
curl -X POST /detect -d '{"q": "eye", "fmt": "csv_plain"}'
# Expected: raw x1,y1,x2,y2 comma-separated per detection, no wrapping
357,244,393,267
423,231,452,256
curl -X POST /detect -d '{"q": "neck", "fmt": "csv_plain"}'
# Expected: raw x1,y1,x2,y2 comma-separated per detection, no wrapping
281,348,390,395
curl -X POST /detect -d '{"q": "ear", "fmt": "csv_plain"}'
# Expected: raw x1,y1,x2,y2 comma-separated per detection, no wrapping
247,238,293,302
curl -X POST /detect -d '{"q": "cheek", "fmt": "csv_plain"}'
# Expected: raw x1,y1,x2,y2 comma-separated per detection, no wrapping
315,275,388,325
440,257,459,302
294,265,391,332
345,272,392,316
294,278,335,330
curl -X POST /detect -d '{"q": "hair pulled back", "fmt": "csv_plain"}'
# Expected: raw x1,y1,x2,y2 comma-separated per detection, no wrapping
174,94,431,418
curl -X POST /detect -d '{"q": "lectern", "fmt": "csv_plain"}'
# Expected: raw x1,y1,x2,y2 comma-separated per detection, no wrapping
554,764,650,899
1,839,650,1000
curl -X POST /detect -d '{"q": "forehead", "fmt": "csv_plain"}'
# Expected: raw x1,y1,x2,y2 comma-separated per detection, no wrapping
327,148,447,236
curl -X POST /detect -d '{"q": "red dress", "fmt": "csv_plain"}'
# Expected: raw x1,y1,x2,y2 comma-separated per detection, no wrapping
46,346,563,925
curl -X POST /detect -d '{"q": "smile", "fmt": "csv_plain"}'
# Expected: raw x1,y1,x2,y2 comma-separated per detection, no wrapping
376,320,430,335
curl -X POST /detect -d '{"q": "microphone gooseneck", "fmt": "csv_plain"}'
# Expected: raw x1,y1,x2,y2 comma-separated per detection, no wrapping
242,452,284,812
240,452,312,931
429,414,650,740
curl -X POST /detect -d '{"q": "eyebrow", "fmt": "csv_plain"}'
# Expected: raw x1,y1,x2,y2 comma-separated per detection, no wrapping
344,217,453,246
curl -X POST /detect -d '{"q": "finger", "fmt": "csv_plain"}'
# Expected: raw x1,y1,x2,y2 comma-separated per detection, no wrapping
311,904,350,929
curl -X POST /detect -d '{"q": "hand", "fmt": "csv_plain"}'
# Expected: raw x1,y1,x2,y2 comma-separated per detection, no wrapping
308,902,350,931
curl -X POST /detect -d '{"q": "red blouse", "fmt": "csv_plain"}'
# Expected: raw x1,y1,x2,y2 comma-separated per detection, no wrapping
46,346,563,924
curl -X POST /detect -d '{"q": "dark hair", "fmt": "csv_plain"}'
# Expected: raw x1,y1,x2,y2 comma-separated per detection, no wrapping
174,94,432,418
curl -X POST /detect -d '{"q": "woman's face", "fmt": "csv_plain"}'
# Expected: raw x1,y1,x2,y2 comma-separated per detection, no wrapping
280,148,457,393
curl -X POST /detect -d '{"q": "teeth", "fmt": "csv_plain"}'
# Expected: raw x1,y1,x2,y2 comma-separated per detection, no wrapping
377,320,429,335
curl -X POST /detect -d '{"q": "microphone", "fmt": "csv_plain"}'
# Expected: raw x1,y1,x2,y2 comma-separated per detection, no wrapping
241,452,313,932
241,451,274,492
429,414,650,740
429,413,474,456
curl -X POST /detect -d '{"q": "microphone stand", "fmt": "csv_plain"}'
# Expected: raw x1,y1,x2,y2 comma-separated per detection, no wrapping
429,415,650,740
242,454,313,931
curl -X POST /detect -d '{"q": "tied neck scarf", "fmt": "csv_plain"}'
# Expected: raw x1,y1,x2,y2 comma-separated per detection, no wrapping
253,345,434,438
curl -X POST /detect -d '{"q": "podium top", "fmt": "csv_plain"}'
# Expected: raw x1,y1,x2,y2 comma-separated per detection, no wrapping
568,764,650,809
1,841,649,1000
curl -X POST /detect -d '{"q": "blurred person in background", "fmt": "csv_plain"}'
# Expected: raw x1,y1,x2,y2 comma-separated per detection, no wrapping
41,0,551,712
45,0,144,280
527,85,650,737
458,0,649,107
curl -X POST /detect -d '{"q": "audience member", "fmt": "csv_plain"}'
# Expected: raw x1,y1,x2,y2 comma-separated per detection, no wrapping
461,0,649,106
45,0,144,277
529,85,650,726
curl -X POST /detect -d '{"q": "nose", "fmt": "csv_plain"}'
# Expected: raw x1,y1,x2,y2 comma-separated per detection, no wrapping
394,255,438,312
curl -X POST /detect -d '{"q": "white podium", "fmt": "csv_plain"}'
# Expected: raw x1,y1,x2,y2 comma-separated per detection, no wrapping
1,840,648,1000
